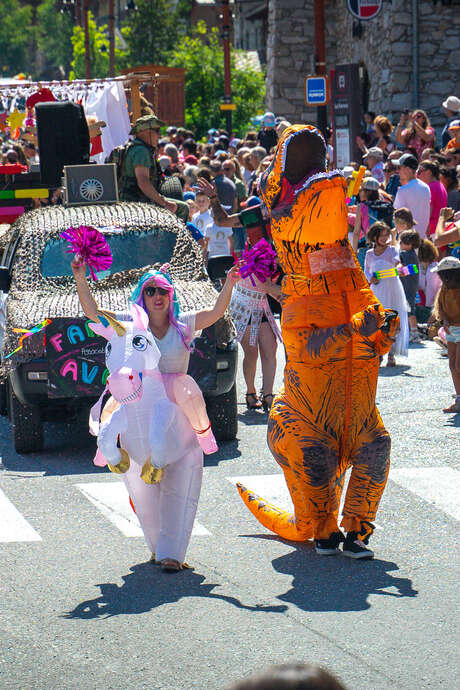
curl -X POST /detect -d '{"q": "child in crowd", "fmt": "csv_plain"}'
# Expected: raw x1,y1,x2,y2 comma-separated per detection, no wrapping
192,191,213,233
364,221,409,366
432,256,460,412
394,208,421,342
418,239,442,321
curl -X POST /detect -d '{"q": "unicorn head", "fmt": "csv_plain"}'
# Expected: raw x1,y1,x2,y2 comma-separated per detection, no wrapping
90,304,160,404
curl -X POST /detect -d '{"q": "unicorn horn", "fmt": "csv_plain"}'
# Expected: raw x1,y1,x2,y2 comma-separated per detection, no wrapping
96,309,126,337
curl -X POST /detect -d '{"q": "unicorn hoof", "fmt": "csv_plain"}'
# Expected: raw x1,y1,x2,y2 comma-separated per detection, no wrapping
141,458,164,484
107,448,130,474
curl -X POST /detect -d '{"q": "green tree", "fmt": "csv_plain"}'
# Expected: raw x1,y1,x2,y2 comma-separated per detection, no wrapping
37,0,74,79
121,0,187,67
70,11,129,79
169,22,266,137
0,0,32,77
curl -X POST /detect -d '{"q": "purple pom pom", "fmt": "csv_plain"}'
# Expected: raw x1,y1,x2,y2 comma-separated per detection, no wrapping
238,238,277,286
61,225,112,281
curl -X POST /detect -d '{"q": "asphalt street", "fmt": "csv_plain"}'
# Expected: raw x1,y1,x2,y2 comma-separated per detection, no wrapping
0,339,459,690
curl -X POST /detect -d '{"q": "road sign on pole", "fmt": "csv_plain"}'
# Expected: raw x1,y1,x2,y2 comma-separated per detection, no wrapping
346,0,382,21
305,75,330,106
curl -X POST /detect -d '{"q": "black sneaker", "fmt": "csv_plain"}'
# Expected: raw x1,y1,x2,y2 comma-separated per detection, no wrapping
342,531,374,559
315,531,345,556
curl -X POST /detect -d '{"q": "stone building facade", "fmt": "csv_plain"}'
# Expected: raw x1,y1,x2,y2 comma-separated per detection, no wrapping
265,0,460,132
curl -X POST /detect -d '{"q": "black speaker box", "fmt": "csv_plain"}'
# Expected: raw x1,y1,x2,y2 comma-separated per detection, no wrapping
36,101,90,187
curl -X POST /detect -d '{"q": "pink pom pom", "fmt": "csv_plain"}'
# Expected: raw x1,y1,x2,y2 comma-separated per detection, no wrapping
61,225,112,281
238,238,277,286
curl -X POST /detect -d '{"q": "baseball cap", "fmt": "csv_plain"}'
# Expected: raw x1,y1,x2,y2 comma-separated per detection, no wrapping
363,147,384,160
448,119,460,131
398,153,418,170
442,96,460,113
183,191,196,201
362,177,380,190
431,256,460,272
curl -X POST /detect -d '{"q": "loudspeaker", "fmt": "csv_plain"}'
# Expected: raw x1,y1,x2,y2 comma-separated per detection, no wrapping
64,164,119,205
36,101,90,187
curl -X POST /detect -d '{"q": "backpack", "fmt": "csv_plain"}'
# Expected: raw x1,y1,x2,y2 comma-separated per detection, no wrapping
105,140,142,185
363,199,394,229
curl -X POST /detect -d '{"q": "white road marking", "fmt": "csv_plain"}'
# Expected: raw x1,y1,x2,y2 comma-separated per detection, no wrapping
390,467,460,522
76,481,210,536
0,488,42,542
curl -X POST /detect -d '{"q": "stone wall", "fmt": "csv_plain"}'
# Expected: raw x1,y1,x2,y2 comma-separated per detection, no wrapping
266,0,460,133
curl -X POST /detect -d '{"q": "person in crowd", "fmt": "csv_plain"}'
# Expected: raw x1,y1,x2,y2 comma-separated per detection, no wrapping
236,146,252,187
352,177,393,252
226,663,347,690
247,146,267,195
362,110,376,145
443,119,460,154
23,141,39,166
191,190,213,235
362,146,385,183
210,159,237,212
384,157,401,200
196,176,282,412
164,142,180,171
358,116,394,160
223,158,248,255
364,221,409,366
421,147,437,162
432,256,460,413
417,238,442,322
118,115,188,222
396,109,435,160
433,207,460,252
394,153,431,239
440,167,460,212
276,120,291,138
257,112,278,152
441,95,460,149
445,149,460,169
416,159,448,237
394,213,421,342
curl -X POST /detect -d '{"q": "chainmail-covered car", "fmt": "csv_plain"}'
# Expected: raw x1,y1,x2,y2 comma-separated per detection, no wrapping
0,203,237,453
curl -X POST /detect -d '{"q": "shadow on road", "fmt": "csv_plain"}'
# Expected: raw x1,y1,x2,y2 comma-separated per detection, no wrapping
271,548,418,612
62,561,288,620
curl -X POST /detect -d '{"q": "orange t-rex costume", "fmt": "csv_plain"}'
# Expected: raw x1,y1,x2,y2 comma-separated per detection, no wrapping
236,125,399,550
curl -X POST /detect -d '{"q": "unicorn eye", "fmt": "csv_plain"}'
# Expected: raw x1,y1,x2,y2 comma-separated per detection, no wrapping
106,342,112,356
132,335,148,351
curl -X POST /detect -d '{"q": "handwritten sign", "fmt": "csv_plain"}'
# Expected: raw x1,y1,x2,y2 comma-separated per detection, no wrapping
46,317,108,398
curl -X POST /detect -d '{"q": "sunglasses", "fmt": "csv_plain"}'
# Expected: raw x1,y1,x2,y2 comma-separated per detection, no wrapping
143,286,169,297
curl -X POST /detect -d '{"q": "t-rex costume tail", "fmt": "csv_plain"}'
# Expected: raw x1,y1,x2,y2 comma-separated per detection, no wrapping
237,125,399,543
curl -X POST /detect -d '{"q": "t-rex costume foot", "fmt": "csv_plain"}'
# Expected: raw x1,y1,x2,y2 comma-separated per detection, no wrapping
237,125,399,544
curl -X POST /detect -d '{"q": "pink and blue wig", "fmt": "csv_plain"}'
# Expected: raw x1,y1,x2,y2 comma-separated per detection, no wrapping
130,269,192,350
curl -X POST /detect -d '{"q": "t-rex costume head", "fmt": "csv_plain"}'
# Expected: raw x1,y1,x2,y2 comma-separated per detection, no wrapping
237,125,399,547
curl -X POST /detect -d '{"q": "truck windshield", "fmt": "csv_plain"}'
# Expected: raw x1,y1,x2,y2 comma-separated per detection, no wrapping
40,227,176,279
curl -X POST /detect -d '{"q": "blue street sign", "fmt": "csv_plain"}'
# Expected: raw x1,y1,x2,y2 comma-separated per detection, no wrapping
305,76,330,106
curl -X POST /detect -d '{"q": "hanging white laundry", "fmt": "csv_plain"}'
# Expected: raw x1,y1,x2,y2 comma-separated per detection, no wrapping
85,81,131,163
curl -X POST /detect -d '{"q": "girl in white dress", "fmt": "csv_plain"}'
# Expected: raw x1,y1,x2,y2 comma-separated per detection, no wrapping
364,222,409,366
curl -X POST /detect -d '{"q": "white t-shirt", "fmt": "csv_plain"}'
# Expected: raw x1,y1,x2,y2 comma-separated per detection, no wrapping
205,223,233,257
192,209,213,234
394,178,431,238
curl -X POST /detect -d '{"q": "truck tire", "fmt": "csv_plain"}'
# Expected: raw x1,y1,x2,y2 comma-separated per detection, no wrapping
9,387,44,453
206,383,238,442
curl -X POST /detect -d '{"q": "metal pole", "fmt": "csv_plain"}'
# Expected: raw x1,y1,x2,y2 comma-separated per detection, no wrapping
222,0,232,134
412,0,419,109
313,0,327,136
83,0,91,79
109,0,115,78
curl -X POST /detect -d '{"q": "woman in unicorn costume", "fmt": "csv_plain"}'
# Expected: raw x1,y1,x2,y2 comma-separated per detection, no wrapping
72,259,241,570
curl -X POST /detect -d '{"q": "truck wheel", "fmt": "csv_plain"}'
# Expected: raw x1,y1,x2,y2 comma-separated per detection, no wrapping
9,387,44,453
206,383,238,442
